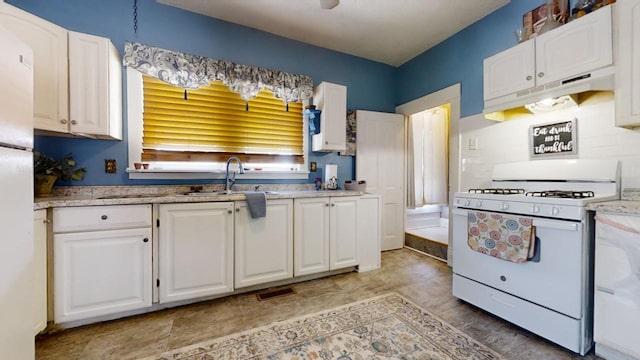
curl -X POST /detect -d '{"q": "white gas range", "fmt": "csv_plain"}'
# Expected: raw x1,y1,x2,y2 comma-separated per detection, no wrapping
452,159,620,356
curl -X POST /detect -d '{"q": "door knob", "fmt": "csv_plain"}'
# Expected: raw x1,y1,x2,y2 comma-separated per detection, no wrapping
143,238,149,243
537,72,544,78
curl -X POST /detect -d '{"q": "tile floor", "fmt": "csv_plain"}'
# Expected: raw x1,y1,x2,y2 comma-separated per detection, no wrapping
36,248,600,359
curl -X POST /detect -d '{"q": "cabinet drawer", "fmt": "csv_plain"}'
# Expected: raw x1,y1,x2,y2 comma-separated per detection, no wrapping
53,205,152,232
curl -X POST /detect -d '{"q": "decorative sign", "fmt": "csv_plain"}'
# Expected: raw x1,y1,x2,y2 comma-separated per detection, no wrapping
529,118,577,158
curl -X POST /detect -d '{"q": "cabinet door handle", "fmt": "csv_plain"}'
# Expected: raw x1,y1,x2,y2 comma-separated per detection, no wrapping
331,203,335,207
236,208,240,212
101,215,108,220
228,210,232,214
70,120,77,125
143,238,149,243
325,203,329,207
537,72,544,78
60,119,68,124
596,286,614,295
526,75,532,81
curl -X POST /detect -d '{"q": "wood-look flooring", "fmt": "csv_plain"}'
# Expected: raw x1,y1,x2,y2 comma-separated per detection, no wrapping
36,248,599,359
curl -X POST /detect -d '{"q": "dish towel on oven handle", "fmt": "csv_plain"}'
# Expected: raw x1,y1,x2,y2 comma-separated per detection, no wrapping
467,211,536,263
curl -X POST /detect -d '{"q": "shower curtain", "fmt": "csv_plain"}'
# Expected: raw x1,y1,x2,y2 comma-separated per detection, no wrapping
406,107,449,208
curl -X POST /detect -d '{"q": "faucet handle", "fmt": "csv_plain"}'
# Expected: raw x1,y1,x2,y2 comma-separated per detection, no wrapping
255,185,261,192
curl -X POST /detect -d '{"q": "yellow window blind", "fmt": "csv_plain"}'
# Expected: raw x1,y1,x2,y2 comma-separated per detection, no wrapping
141,75,304,164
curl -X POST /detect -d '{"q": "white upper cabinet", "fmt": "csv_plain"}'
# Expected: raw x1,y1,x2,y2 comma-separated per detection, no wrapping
483,41,535,101
312,82,347,152
0,3,69,133
68,31,122,139
534,7,612,85
483,5,613,111
615,0,640,128
0,3,122,139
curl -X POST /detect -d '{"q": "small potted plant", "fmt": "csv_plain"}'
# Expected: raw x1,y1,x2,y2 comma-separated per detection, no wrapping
34,152,86,197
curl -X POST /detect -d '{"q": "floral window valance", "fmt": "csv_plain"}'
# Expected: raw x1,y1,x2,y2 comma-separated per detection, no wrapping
122,41,313,104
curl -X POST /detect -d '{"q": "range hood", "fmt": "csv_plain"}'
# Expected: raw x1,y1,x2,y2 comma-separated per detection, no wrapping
483,65,614,114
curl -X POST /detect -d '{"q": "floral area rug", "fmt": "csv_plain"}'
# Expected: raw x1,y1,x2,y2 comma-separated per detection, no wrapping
143,293,503,359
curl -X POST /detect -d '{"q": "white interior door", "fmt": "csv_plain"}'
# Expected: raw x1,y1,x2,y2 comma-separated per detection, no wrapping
356,110,404,251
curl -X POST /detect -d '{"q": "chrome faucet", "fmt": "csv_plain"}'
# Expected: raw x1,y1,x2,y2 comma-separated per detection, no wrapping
224,156,245,193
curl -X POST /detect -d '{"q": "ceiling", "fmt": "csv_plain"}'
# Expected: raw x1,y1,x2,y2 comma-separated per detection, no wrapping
156,0,510,67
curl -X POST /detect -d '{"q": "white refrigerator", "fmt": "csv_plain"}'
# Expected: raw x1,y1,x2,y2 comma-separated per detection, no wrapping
0,25,36,359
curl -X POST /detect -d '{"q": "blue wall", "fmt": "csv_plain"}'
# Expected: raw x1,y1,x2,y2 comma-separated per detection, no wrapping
395,0,537,117
9,0,396,187
11,0,556,186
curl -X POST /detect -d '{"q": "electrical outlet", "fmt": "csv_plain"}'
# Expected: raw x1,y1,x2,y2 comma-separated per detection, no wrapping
105,159,117,173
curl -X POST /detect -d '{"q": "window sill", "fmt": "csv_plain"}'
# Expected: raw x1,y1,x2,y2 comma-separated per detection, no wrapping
126,168,310,180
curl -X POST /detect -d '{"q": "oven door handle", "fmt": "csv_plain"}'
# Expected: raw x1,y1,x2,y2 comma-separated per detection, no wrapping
532,219,578,232
452,208,468,216
454,209,578,232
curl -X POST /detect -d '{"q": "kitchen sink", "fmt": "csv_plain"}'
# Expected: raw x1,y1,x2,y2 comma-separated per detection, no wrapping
176,191,227,196
97,193,169,199
176,190,278,196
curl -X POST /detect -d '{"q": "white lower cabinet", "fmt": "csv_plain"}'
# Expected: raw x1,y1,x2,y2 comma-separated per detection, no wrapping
594,212,640,359
33,209,48,334
294,198,330,276
235,199,293,288
329,197,359,269
357,194,381,272
53,205,152,323
294,196,358,277
158,202,234,303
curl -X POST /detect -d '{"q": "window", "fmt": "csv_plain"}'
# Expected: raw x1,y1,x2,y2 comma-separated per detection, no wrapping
126,69,309,180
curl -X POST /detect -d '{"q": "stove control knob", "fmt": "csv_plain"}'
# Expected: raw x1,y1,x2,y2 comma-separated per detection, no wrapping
475,201,482,208
464,200,470,206
500,202,509,210
551,207,560,216
531,205,540,213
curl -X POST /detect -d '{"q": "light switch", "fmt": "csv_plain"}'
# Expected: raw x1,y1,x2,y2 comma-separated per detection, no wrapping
468,138,479,150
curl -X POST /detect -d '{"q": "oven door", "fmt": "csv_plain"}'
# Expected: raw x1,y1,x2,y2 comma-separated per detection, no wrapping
452,208,589,319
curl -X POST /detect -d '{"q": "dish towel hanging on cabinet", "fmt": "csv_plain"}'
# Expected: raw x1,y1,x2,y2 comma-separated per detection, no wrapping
245,192,267,219
467,211,535,263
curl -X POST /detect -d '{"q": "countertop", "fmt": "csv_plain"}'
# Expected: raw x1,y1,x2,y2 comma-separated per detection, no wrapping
586,189,640,215
34,185,364,210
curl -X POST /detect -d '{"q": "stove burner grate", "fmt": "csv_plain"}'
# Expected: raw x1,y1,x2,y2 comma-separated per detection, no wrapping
525,190,595,199
468,188,525,195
